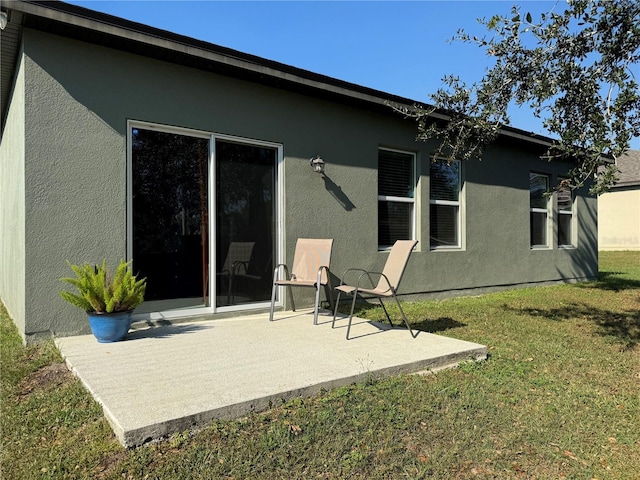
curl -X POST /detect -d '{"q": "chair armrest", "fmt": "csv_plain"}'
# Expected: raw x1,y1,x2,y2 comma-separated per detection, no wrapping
338,268,367,285
339,268,380,289
315,265,330,286
355,271,393,294
272,263,290,282
231,261,250,275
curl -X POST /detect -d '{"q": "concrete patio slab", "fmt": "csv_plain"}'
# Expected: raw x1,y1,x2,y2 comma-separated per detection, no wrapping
55,310,487,447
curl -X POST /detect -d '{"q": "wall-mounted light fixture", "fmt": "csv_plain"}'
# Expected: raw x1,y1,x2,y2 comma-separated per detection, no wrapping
310,155,325,174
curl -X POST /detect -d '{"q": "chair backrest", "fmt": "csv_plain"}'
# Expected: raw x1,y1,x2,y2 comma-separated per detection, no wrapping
291,238,333,284
220,242,255,273
377,240,418,291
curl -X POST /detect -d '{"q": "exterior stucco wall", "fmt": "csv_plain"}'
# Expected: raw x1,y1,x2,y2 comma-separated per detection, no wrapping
598,187,640,250
15,28,598,339
0,53,26,337
415,143,598,298
22,30,126,341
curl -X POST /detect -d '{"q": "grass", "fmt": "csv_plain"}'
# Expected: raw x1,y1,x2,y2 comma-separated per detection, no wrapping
2,251,639,479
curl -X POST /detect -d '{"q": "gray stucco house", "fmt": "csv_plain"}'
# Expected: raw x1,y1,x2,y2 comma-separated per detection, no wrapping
0,1,598,343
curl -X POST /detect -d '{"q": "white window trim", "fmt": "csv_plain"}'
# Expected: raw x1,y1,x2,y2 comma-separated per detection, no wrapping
557,211,575,248
556,184,575,248
430,159,462,250
530,173,551,249
377,147,417,250
431,199,460,207
530,207,551,249
378,195,414,203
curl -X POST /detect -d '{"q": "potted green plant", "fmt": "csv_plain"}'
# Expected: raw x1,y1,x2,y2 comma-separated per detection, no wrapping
60,259,146,343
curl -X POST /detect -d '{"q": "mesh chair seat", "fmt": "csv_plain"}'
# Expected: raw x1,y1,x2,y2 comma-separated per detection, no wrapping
335,284,393,297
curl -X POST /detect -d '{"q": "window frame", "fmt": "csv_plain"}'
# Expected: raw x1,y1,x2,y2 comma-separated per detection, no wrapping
529,172,551,249
429,158,462,250
377,147,417,250
556,177,575,248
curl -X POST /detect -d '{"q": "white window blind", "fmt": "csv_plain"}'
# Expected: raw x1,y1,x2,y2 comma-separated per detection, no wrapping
430,160,460,249
378,149,415,248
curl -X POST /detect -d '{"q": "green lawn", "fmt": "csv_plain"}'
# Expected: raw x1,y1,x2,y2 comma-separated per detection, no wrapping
2,251,639,479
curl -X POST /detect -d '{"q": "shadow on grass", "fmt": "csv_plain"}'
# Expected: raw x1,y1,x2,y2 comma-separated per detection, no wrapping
505,302,640,351
343,302,466,334
579,271,640,292
412,317,467,333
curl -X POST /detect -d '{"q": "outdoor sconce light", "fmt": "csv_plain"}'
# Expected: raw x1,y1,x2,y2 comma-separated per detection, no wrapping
310,155,325,174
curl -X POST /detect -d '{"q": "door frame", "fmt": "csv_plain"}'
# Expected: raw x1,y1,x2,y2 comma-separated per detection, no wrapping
127,120,284,321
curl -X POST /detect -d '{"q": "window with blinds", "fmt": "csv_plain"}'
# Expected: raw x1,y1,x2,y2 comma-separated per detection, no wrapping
557,179,574,247
530,172,549,247
430,160,461,249
378,149,415,249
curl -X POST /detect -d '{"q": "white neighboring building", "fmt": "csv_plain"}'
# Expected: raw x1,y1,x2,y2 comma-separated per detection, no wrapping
598,151,640,251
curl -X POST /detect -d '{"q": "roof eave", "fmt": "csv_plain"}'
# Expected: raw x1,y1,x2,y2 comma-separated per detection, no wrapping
2,0,556,148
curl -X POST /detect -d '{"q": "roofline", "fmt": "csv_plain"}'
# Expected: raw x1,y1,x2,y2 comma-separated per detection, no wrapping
4,0,554,147
613,180,640,188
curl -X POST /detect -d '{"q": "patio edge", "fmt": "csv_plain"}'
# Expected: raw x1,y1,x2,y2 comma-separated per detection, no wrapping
115,346,488,447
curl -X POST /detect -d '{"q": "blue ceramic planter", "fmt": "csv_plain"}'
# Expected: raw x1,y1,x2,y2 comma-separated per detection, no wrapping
87,311,133,343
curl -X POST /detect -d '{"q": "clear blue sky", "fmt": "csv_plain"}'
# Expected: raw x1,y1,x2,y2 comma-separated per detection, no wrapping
67,0,639,149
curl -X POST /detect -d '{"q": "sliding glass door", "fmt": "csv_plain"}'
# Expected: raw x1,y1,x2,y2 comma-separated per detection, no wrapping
129,123,279,316
131,127,210,313
215,140,276,308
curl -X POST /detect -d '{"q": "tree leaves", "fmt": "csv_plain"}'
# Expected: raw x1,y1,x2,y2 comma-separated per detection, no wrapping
405,0,640,194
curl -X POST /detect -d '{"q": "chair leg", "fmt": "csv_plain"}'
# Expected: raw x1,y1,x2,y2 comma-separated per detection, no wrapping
345,289,359,340
392,293,417,338
269,282,277,322
269,267,280,322
325,275,334,311
287,285,295,312
227,275,234,306
313,283,321,325
332,291,342,328
313,268,324,326
378,297,394,326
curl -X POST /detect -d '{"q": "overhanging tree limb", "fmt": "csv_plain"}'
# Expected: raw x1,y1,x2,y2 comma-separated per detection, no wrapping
397,0,640,195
